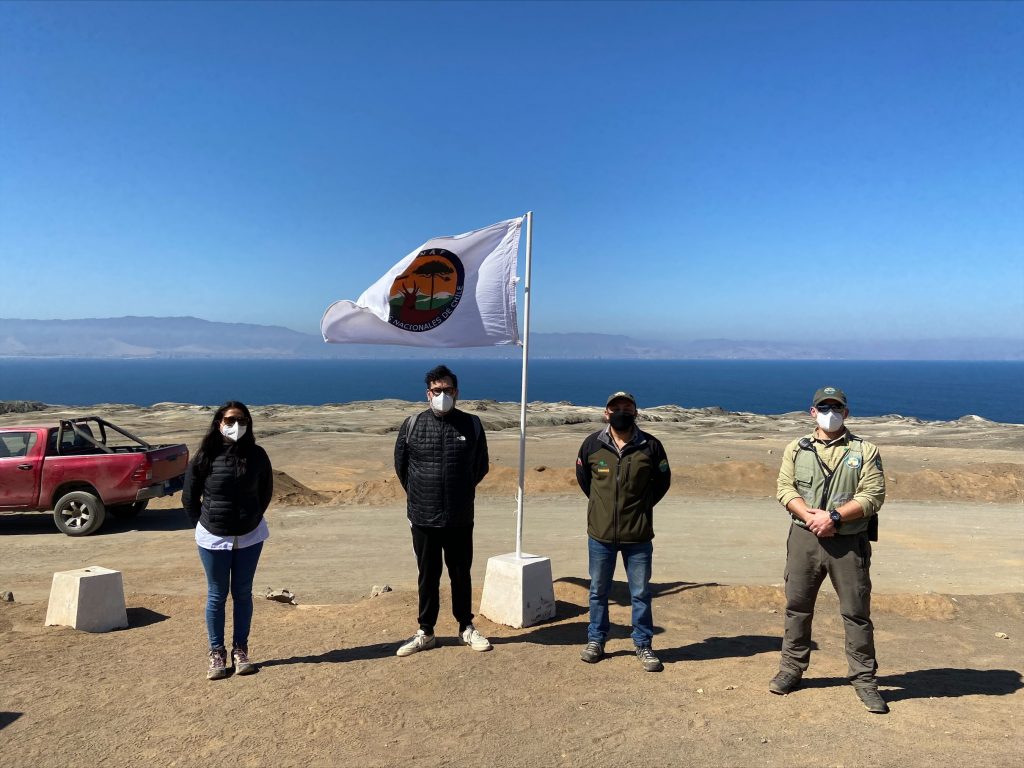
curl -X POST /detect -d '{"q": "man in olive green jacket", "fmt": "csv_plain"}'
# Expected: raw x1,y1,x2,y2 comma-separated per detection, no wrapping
770,386,888,713
575,391,671,672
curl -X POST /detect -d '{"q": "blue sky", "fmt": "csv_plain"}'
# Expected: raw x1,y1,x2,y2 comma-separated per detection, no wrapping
1,1,1022,343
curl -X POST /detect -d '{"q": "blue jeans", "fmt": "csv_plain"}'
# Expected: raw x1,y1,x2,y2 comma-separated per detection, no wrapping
587,537,654,647
198,542,263,650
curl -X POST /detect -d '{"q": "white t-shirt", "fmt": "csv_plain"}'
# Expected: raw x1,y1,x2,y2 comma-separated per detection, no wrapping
195,518,269,551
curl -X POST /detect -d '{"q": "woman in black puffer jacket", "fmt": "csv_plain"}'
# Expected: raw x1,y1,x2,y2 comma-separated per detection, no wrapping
182,401,273,681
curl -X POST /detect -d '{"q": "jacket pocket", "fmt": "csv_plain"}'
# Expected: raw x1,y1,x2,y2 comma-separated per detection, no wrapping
587,498,615,542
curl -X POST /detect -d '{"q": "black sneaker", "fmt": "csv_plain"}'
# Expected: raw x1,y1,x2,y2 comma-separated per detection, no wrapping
207,647,228,681
579,641,604,663
232,645,258,676
636,646,663,672
769,669,801,695
854,684,889,714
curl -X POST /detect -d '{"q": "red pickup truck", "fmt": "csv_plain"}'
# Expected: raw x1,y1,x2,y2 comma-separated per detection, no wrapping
0,417,189,536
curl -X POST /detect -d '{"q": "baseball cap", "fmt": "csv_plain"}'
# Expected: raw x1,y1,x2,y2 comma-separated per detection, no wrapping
606,391,637,408
812,386,848,407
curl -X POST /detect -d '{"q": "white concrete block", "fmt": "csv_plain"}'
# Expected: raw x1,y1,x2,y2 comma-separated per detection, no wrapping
45,566,128,633
479,553,556,629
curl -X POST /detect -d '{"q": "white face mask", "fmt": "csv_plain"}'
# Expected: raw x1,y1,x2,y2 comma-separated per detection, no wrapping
430,392,454,415
815,410,844,433
220,423,247,442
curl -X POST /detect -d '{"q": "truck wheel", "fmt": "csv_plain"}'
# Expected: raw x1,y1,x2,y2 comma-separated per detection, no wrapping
53,491,106,536
109,500,149,519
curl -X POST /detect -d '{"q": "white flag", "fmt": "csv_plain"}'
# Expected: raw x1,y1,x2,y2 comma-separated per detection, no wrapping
321,217,523,347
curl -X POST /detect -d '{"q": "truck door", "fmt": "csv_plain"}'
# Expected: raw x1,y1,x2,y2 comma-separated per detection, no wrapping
0,432,42,507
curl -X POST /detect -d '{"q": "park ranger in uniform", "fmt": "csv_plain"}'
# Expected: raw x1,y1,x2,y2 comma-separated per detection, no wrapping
769,386,888,713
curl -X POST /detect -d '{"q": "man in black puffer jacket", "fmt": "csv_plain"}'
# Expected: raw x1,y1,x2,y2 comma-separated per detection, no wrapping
393,364,491,657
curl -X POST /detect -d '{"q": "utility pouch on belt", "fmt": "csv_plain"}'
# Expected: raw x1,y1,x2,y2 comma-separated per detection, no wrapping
868,515,878,542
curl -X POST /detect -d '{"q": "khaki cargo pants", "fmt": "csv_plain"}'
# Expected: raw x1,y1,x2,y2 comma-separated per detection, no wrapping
781,523,877,683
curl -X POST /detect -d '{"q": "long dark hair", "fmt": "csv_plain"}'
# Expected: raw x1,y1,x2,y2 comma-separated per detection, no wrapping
192,400,256,480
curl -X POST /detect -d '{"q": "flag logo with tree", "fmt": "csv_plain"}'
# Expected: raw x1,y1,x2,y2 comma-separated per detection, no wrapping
387,248,466,332
321,216,522,348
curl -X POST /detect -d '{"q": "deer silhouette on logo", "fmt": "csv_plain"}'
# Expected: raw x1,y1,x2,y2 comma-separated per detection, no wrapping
390,280,436,325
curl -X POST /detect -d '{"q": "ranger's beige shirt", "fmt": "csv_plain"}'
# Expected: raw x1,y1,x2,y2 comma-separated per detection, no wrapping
776,430,886,517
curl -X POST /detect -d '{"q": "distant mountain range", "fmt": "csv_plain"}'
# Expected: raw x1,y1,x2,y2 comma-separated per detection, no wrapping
0,317,1020,360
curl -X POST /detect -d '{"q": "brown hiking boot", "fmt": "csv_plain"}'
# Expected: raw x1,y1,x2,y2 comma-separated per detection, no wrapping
207,647,228,680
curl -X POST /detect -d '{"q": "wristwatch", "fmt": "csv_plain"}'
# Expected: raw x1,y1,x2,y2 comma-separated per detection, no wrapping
829,509,842,527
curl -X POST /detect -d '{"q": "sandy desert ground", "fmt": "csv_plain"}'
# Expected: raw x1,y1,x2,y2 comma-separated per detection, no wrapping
1,400,1022,767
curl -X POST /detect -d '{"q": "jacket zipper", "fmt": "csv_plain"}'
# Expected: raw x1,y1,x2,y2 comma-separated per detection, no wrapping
440,418,447,524
621,454,633,539
612,454,620,546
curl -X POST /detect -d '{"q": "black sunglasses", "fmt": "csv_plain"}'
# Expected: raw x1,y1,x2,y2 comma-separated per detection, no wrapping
221,416,249,426
429,387,455,396
815,404,844,413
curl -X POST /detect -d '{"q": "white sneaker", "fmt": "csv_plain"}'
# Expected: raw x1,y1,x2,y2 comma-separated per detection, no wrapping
460,624,492,652
396,629,436,657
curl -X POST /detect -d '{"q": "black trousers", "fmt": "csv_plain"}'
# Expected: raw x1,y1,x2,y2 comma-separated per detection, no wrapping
411,523,474,634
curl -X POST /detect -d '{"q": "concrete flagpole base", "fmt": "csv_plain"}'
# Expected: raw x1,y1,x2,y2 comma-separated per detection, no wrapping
479,553,556,628
45,566,128,633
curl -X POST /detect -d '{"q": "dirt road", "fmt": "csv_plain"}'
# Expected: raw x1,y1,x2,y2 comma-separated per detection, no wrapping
1,498,1021,605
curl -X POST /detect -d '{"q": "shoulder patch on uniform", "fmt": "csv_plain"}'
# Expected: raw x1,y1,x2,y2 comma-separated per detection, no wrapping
874,454,883,471
659,459,669,473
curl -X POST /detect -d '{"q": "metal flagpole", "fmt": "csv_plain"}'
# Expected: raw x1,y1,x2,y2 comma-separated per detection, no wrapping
515,211,533,559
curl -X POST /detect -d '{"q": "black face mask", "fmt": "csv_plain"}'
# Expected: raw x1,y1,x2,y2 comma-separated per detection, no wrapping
609,411,636,432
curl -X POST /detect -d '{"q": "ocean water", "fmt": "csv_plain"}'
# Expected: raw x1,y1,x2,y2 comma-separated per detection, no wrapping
0,358,1022,423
